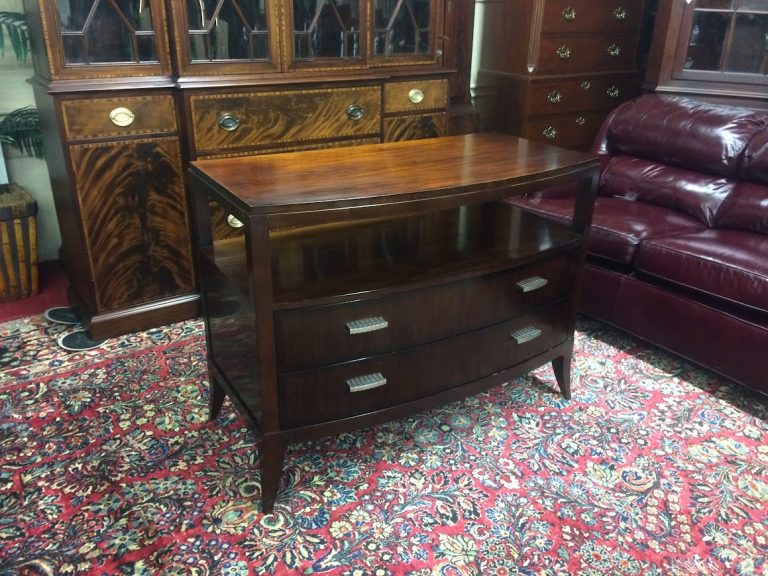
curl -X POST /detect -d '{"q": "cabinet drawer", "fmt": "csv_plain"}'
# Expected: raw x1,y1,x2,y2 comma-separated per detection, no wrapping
525,111,606,150
384,79,448,113
383,113,447,141
543,1,643,34
537,36,638,75
275,252,578,370
527,76,637,116
278,299,570,427
190,86,382,154
61,95,177,140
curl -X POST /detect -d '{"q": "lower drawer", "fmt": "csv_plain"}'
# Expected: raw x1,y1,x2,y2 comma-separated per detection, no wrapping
524,111,606,150
278,299,570,427
383,113,447,141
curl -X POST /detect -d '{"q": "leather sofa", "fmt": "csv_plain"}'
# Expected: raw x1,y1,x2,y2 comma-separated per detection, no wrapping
508,94,768,397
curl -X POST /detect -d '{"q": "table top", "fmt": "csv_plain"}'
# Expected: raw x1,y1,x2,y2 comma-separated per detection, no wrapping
189,133,598,217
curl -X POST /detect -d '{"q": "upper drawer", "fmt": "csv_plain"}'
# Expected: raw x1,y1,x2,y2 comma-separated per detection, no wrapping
527,75,638,116
543,1,644,34
190,86,382,155
61,95,177,140
384,79,449,114
274,252,578,371
537,35,638,75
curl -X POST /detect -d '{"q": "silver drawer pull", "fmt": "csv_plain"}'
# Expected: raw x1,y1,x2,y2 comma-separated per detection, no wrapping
516,276,548,293
346,316,388,334
510,326,542,344
218,113,240,131
347,373,387,393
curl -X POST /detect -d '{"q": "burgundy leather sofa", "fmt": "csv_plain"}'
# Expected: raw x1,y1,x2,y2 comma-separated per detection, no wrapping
509,94,768,397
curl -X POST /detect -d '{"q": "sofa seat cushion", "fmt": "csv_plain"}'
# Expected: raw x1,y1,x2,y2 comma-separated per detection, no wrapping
634,229,768,314
509,196,706,265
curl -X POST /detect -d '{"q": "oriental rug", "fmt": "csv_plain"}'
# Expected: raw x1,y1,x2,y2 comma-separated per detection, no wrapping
0,315,766,575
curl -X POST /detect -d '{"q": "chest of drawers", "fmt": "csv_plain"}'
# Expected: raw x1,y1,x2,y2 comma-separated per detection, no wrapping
477,0,647,150
188,133,598,512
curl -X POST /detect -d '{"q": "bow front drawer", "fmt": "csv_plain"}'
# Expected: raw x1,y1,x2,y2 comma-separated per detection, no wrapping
275,252,578,370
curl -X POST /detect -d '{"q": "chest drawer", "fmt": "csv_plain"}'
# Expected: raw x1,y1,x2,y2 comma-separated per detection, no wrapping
61,95,177,140
190,86,382,155
525,111,606,150
278,299,570,427
384,79,449,114
543,1,643,34
274,252,578,370
537,35,638,75
527,75,637,116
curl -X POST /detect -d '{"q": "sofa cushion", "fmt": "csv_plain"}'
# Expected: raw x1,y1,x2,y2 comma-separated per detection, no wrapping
715,182,768,234
593,95,767,177
509,196,706,265
600,155,735,226
634,229,768,314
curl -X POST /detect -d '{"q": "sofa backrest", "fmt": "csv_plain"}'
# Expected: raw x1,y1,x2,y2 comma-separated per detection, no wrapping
715,127,768,234
592,94,768,227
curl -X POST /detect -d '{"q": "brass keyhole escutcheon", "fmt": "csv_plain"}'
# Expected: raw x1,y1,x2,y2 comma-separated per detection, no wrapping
109,107,135,127
218,113,240,132
408,88,425,104
347,104,365,121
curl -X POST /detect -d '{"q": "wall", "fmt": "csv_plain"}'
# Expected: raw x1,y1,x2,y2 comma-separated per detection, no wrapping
1,0,61,262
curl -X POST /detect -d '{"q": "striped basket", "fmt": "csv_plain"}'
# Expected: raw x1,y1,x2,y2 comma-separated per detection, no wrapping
0,183,38,302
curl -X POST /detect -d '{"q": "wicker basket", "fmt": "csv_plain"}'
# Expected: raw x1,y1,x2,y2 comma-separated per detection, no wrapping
0,183,39,302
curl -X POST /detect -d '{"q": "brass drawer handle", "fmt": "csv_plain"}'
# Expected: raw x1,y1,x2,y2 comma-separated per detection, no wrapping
347,104,365,120
607,85,620,98
226,214,244,228
218,113,240,132
547,90,562,104
575,116,586,126
562,7,576,21
580,80,592,91
516,276,548,293
542,126,557,140
614,6,627,20
408,88,425,104
347,372,387,393
556,45,572,60
608,44,621,57
346,316,388,334
109,107,135,127
510,326,542,345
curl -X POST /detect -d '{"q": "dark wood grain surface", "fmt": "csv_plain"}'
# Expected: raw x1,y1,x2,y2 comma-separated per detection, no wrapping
189,133,597,214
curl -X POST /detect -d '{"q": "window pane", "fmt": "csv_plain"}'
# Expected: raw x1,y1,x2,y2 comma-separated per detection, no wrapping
696,0,733,8
293,0,360,59
373,0,431,55
726,13,768,72
187,0,270,62
738,0,768,11
684,11,730,70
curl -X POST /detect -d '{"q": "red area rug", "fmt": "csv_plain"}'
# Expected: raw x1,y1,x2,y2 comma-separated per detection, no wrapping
0,315,766,575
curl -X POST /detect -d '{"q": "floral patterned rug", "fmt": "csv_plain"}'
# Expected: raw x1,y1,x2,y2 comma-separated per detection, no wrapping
0,314,766,575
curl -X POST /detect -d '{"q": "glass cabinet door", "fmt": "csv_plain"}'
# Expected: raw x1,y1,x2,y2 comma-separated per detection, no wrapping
371,0,441,65
286,0,364,69
38,0,172,79
168,0,281,76
676,0,768,82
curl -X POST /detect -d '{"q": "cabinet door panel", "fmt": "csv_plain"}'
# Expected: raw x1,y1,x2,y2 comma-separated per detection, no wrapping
70,138,194,310
383,113,446,141
190,86,381,154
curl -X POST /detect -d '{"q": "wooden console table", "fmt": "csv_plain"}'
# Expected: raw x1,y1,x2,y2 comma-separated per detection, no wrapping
188,133,598,513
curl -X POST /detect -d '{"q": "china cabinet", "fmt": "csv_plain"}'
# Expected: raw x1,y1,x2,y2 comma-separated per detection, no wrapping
476,0,647,150
644,0,768,109
24,0,451,339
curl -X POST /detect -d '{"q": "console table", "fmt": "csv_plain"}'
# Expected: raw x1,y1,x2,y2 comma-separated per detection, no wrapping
188,133,598,513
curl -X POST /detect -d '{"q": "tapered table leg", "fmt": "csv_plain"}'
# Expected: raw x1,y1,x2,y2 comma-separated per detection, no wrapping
551,348,573,400
260,433,287,514
209,373,226,421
